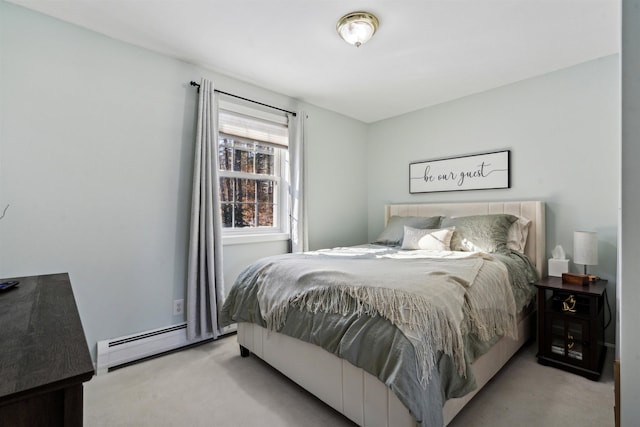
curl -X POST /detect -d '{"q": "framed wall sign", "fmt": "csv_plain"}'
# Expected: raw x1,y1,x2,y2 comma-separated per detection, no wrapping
409,150,510,194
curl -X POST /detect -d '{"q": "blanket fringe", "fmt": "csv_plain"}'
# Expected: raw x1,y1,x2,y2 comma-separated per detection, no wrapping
271,286,467,386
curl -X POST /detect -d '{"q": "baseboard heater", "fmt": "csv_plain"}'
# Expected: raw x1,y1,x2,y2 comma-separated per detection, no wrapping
96,323,195,375
96,322,238,375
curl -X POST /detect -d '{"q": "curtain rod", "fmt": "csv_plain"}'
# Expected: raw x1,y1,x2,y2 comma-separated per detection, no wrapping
189,81,296,117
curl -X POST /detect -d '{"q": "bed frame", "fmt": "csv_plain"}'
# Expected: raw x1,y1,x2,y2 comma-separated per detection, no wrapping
236,201,545,426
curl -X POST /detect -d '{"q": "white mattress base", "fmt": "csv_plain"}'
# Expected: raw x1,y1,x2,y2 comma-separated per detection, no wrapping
237,309,534,426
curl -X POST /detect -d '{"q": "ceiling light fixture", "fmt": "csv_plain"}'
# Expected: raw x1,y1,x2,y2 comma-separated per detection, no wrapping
336,11,379,47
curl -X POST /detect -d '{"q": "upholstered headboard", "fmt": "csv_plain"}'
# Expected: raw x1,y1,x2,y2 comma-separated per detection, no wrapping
385,201,546,277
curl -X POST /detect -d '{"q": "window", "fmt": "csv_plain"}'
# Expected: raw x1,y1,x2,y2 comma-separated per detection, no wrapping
217,102,289,237
218,137,281,229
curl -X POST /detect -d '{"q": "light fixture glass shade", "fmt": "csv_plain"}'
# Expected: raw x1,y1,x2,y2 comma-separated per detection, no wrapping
574,231,598,273
337,12,379,47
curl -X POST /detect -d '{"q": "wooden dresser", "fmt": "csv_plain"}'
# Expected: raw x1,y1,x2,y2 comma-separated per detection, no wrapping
0,273,94,426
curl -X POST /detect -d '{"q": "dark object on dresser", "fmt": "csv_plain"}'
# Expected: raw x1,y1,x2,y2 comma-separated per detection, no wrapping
0,273,94,426
0,280,20,291
535,276,607,380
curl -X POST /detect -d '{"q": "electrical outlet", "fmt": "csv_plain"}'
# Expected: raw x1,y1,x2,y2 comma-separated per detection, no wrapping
173,299,184,316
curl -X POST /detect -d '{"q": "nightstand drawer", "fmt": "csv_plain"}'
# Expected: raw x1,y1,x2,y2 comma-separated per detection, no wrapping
550,292,591,316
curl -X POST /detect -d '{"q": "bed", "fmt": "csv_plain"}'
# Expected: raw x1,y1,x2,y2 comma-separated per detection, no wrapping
220,201,545,427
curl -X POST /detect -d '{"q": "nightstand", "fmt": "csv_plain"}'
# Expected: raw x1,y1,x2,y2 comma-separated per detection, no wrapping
535,276,607,380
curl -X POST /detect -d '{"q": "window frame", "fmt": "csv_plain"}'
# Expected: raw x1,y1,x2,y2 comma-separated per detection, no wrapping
217,133,290,243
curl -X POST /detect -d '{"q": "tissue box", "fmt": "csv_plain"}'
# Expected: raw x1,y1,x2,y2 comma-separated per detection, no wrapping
548,259,569,277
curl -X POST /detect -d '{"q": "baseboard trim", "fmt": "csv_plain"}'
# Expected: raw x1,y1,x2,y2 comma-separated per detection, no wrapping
614,359,620,427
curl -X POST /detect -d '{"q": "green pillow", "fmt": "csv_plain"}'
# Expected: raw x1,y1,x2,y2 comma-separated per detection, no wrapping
374,215,442,246
440,214,518,253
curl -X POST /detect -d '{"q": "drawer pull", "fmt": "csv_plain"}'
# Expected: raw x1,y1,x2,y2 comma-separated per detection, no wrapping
562,294,577,313
567,334,575,350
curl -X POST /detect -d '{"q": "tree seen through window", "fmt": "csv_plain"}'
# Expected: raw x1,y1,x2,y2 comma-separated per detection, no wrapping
218,136,279,229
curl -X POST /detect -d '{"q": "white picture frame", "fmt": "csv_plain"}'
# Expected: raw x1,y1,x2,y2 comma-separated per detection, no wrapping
409,150,510,194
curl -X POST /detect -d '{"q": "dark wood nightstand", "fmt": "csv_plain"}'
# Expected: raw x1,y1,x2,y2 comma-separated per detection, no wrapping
535,276,607,380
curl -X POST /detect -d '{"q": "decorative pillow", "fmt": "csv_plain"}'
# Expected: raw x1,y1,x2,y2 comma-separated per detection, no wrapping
440,214,518,253
373,215,442,246
401,226,455,251
507,216,532,253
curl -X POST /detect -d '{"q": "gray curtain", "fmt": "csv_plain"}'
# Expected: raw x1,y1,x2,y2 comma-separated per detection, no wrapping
186,78,225,341
288,112,308,253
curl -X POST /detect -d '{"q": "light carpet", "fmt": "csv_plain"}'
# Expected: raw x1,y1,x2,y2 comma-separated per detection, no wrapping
85,335,614,427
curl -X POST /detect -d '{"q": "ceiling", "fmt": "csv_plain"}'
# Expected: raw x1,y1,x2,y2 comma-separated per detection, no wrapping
7,0,620,123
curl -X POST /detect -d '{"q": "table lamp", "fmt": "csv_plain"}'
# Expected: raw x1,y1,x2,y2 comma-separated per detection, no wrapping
574,231,598,275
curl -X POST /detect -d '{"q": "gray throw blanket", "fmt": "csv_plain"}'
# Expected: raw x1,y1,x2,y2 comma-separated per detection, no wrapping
254,247,517,386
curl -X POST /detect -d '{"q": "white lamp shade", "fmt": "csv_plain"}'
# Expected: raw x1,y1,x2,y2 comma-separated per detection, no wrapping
574,231,598,266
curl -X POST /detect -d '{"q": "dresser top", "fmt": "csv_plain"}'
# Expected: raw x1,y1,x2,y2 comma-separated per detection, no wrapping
0,273,94,401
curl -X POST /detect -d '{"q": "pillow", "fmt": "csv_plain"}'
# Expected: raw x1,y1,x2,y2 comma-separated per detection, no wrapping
507,216,532,253
401,226,455,251
373,215,442,246
440,214,518,253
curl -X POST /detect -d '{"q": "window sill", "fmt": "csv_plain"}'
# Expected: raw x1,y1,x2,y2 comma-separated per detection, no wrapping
222,232,290,246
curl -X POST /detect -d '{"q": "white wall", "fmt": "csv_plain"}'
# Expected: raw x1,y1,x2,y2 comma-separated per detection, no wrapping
303,104,369,250
0,1,369,360
621,0,640,423
367,56,620,344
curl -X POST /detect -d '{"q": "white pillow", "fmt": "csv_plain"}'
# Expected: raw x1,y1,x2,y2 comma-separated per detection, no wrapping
507,216,532,253
401,226,455,251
